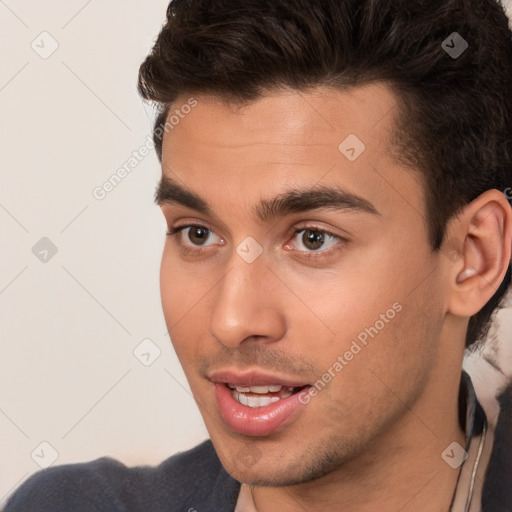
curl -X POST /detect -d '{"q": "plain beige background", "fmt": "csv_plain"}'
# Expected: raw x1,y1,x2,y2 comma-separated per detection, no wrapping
1,0,511,505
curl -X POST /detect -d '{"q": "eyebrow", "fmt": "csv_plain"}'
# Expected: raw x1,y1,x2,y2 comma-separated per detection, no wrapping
155,175,380,222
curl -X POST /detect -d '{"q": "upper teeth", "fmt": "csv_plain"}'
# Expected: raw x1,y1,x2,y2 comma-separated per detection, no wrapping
228,384,284,394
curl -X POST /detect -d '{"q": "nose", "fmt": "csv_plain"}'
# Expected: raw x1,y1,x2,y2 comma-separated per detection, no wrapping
208,254,287,348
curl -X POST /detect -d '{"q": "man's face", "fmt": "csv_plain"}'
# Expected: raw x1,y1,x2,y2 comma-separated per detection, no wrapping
158,84,448,485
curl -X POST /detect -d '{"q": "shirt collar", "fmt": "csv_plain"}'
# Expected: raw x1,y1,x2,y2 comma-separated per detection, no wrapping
450,371,488,512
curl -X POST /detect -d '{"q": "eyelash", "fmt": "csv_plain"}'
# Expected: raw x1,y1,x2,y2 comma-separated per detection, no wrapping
166,223,345,261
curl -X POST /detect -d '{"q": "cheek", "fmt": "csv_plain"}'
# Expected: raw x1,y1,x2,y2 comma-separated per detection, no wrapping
276,257,404,358
330,274,443,406
301,292,442,446
159,245,212,325
160,252,180,325
284,244,441,386
159,250,207,363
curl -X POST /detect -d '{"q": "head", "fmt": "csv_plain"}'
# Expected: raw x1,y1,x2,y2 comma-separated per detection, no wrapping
139,0,512,486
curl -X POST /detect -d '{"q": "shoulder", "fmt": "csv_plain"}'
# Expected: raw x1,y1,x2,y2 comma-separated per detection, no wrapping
4,440,240,512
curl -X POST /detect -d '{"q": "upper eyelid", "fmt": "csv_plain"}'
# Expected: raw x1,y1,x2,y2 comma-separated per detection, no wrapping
170,222,341,236
170,224,221,239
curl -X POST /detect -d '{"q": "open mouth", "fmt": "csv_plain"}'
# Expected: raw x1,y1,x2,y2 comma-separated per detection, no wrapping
213,378,312,436
227,384,308,408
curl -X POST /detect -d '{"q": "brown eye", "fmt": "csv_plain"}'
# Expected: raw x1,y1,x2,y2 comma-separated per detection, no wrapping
167,224,223,249
187,226,210,246
302,229,325,251
292,228,339,252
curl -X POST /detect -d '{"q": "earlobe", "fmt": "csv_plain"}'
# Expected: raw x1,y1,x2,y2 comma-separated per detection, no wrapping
447,190,512,317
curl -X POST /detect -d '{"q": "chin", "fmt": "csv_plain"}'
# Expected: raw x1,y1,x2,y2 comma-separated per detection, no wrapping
213,433,349,488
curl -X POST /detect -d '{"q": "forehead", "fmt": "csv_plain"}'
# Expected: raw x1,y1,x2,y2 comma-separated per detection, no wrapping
164,83,398,151
160,83,425,223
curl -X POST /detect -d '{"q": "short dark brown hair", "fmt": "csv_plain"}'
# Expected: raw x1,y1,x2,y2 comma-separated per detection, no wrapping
138,0,512,347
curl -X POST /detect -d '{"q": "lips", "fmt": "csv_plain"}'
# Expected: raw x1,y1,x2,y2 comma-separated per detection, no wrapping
209,369,309,388
209,370,311,436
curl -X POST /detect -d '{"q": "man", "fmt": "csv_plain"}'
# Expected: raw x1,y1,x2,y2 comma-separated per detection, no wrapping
5,0,512,510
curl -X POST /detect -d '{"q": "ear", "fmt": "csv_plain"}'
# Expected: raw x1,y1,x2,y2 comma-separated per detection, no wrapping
446,189,512,317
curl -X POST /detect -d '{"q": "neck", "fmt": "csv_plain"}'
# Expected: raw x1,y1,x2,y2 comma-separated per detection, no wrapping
250,366,466,512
